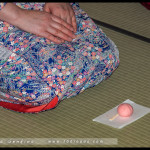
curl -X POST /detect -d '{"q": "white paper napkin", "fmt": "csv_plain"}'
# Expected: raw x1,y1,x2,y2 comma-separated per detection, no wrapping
93,99,150,129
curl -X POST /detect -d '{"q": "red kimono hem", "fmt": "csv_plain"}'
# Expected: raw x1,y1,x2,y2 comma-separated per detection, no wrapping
0,96,58,113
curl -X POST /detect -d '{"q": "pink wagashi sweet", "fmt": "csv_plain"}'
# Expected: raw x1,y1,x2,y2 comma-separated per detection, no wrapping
117,103,133,117
109,103,133,121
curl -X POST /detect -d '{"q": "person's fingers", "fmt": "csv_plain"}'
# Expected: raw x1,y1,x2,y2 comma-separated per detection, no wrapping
46,25,74,42
43,7,50,13
43,4,51,13
51,15,74,32
71,14,77,33
66,15,72,27
42,31,62,44
50,20,76,40
69,7,77,33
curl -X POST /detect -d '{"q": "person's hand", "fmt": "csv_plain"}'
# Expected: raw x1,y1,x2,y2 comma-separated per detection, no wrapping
16,9,77,44
43,3,77,33
0,3,76,44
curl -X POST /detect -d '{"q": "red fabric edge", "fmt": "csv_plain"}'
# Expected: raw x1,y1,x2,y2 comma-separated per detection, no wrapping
141,2,150,10
0,96,58,113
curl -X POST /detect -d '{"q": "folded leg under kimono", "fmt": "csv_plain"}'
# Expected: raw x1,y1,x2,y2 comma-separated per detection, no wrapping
0,3,120,113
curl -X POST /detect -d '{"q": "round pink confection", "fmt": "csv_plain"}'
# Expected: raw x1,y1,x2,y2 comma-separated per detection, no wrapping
117,103,133,117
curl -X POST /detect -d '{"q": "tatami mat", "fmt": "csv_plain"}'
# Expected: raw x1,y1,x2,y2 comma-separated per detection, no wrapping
0,3,150,148
79,2,150,39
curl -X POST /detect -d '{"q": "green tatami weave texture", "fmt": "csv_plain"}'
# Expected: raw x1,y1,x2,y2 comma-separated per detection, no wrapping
0,3,150,148
79,2,150,39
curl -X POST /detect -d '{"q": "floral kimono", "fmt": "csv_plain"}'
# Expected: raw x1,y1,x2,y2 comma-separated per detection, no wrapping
0,3,119,113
